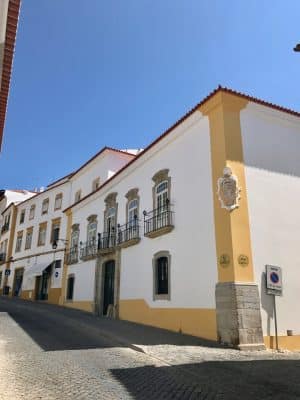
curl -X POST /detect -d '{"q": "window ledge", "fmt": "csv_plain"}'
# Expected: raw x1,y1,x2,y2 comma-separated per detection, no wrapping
145,225,174,239
97,247,116,256
80,254,97,261
118,237,140,249
153,294,170,301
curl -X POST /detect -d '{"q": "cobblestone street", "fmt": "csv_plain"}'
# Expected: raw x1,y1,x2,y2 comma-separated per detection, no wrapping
1,297,300,399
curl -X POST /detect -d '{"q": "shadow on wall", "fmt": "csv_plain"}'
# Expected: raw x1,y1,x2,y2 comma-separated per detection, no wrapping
110,359,300,400
260,272,274,336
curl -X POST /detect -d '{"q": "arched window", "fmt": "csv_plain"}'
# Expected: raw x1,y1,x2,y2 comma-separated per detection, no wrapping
87,220,97,244
156,181,168,211
66,275,75,300
152,251,171,300
128,199,138,226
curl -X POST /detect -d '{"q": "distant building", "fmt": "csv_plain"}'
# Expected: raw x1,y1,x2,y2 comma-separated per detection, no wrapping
0,0,21,150
2,87,300,351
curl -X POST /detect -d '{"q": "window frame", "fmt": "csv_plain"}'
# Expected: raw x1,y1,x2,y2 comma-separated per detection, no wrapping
54,193,63,210
37,223,47,246
15,231,23,253
41,198,49,215
29,205,35,220
92,177,100,192
74,190,81,203
25,228,33,250
66,274,75,301
152,251,171,301
19,209,25,224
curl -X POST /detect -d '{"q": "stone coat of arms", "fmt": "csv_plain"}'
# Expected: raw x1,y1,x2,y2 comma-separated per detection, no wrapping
217,167,240,211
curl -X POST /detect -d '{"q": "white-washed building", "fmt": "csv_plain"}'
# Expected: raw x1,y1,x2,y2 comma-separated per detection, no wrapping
3,87,300,351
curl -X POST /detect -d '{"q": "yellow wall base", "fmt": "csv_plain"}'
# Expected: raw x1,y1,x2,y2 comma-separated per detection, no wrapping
20,290,33,300
48,288,61,305
264,335,300,351
63,301,94,313
119,299,217,341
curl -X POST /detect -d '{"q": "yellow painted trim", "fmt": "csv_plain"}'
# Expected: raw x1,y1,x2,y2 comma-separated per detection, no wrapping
48,288,61,305
200,91,254,283
20,289,33,300
119,299,217,341
63,301,94,313
264,335,300,351
60,209,72,305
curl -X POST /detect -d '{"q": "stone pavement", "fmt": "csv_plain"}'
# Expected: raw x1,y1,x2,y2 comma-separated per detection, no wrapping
1,297,300,399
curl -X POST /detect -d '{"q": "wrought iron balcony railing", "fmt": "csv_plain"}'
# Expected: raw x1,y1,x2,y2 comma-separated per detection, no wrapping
80,240,97,260
143,206,174,237
66,247,79,265
117,221,140,245
97,231,116,251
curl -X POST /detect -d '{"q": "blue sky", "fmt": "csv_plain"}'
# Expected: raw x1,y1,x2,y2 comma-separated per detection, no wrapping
1,0,300,189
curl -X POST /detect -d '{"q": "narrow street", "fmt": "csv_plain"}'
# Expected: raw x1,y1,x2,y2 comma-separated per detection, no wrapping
1,297,300,400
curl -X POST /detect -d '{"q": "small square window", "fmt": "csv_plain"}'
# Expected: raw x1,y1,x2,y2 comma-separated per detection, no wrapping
20,210,25,224
29,205,35,220
42,199,49,215
54,193,63,210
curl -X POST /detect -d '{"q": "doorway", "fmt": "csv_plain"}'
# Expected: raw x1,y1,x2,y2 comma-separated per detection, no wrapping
102,260,115,316
35,265,52,300
13,268,24,297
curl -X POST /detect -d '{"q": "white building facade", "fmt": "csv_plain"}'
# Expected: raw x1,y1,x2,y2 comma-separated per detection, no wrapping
2,87,300,350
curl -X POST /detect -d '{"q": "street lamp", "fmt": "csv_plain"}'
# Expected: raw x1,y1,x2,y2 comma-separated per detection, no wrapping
293,43,300,52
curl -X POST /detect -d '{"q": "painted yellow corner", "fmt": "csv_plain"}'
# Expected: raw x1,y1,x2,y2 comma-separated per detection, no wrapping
200,91,254,283
264,335,300,351
119,299,217,341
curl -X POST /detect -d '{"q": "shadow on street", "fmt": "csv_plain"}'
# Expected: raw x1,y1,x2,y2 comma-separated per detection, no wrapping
110,359,300,400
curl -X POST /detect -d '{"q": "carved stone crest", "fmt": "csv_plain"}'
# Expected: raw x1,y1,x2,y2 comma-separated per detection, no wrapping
217,167,240,211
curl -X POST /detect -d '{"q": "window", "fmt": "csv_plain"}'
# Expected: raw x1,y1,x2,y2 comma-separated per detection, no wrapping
15,232,23,252
29,205,35,220
20,210,25,224
87,220,97,244
0,271,2,287
153,251,171,300
71,227,79,248
156,181,168,210
38,223,47,246
54,193,63,210
66,275,75,300
92,177,100,192
25,228,33,250
51,219,61,244
128,199,138,226
74,190,81,203
41,198,49,215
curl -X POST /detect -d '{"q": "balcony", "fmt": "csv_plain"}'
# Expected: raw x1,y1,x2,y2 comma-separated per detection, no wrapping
143,206,174,238
0,252,6,265
97,231,116,255
80,240,97,260
117,221,140,248
66,247,79,265
1,223,9,234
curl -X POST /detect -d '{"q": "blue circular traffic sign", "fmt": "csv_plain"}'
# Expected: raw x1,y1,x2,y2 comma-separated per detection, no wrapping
270,272,279,284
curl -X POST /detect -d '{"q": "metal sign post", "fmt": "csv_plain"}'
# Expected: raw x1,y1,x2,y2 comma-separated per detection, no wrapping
265,265,282,352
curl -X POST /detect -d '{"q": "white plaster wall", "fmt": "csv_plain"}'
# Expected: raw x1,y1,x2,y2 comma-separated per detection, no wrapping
70,151,133,203
71,112,217,309
11,182,70,261
241,103,300,336
8,251,63,292
67,260,95,301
